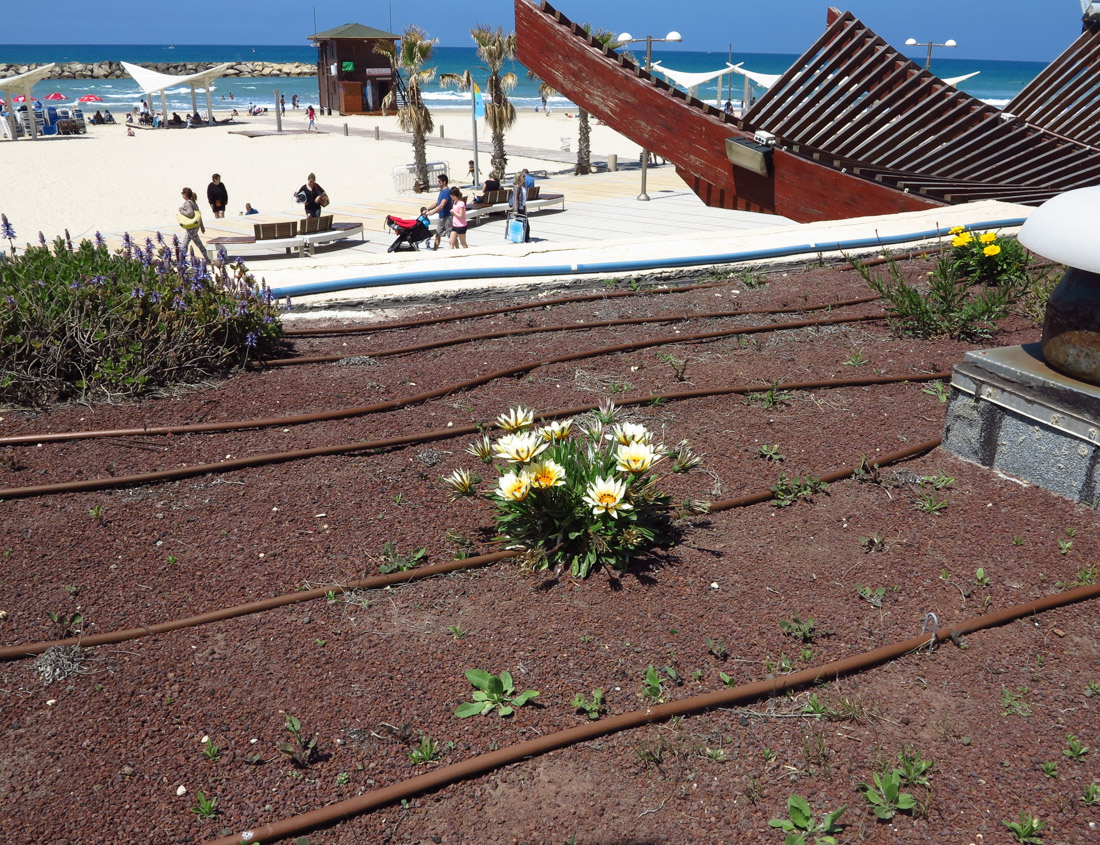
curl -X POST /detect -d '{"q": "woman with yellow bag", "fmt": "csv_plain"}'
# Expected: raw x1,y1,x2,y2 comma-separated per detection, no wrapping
177,187,211,262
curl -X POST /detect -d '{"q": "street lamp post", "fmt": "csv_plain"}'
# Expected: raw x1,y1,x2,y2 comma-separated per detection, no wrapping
617,29,682,201
904,37,957,71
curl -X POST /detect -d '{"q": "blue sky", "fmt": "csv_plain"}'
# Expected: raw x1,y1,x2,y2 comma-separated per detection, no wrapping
2,1,1086,62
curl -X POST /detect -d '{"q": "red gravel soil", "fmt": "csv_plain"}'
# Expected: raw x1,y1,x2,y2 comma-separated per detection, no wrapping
1,258,1098,845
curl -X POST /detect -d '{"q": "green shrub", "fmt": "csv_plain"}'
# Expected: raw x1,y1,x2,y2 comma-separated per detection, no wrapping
444,402,703,577
0,220,285,407
855,231,1032,340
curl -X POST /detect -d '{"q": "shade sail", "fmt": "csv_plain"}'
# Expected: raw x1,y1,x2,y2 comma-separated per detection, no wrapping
649,61,731,89
725,62,782,89
0,63,57,98
121,61,233,95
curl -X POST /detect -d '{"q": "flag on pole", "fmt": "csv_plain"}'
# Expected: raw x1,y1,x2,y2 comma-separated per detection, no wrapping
472,82,485,119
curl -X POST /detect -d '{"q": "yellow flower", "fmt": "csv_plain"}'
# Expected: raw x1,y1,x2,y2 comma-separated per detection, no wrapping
979,232,997,244
496,471,531,502
610,422,653,445
983,244,1001,257
616,442,662,473
492,432,548,464
538,419,573,442
948,225,964,235
582,476,633,518
527,459,566,489
951,233,973,248
495,406,534,431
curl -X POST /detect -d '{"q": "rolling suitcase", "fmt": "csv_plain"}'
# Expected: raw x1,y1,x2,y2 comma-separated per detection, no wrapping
505,210,529,244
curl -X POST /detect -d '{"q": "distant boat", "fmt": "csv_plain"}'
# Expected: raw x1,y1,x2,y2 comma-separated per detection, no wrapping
168,46,175,50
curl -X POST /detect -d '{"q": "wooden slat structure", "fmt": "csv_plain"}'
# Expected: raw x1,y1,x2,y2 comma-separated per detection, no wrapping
515,0,1100,221
1005,20,1100,147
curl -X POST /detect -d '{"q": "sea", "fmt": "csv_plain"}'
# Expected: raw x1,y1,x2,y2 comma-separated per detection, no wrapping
0,43,1045,114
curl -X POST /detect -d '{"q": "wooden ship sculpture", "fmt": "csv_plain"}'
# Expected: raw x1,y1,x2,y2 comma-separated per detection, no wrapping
515,1,1100,222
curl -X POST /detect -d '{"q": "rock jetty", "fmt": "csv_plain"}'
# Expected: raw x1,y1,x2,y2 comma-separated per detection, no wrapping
0,61,317,80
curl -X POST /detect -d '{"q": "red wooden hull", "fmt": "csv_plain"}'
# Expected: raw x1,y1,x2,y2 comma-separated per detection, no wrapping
514,0,940,222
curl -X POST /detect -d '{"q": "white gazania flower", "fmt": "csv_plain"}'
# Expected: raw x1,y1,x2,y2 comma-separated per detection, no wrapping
496,471,531,502
582,476,633,518
538,418,573,442
616,441,662,474
465,435,494,462
495,406,534,432
610,422,653,445
527,459,567,489
442,468,479,499
492,432,549,464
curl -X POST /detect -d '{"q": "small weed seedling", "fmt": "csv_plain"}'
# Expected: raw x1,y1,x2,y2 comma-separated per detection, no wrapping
704,747,727,762
571,688,605,720
859,769,916,820
705,637,729,660
88,504,104,522
1000,686,1032,717
408,734,441,764
655,351,689,382
201,738,221,762
447,624,468,640
1082,783,1100,806
1002,810,1047,844
920,470,955,490
758,443,784,462
191,791,218,820
860,534,886,553
1063,734,1089,761
1085,680,1100,698
278,714,319,768
1058,539,1073,555
378,541,427,574
975,567,990,587
1040,760,1058,779
895,746,933,786
336,771,350,785
921,380,949,403
843,348,869,367
779,614,816,643
1012,535,1023,546
718,671,736,688
856,584,886,608
764,653,794,674
772,474,828,507
802,693,831,717
641,665,664,702
1070,566,1096,586
46,611,83,638
914,490,948,514
768,794,845,844
454,669,539,718
762,747,776,763
747,382,791,410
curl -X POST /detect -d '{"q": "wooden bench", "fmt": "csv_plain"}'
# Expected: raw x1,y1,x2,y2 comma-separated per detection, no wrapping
209,221,306,257
465,186,566,226
298,215,365,255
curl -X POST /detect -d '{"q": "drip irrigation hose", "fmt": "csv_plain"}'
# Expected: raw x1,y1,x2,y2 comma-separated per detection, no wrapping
0,370,945,499
263,295,883,368
0,435,941,661
266,219,1027,299
0,310,882,448
205,580,1100,845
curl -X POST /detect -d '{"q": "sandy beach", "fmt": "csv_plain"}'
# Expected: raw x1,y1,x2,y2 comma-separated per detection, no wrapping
1,109,644,245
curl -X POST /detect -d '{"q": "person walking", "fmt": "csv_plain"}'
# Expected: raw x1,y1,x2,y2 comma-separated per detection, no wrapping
422,173,453,250
448,187,468,249
306,104,317,131
296,173,327,218
206,173,228,219
280,95,286,114
177,187,210,262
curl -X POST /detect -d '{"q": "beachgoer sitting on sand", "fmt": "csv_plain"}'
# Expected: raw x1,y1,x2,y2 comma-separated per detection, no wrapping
126,112,134,124
244,203,258,215
185,114,193,129
126,126,134,137
103,109,115,124
169,112,183,126
91,110,104,125
230,108,239,117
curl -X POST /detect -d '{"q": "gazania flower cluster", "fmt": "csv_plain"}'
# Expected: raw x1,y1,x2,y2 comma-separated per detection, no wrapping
442,405,703,578
947,227,1029,288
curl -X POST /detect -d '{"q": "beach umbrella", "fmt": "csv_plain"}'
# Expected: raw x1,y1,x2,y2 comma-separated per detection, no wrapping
78,94,104,103
13,95,26,102
44,92,66,100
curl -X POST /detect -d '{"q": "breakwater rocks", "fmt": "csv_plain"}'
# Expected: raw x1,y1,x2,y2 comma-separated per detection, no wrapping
0,61,317,80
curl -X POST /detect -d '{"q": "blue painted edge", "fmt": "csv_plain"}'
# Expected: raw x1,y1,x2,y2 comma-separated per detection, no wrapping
267,218,1029,300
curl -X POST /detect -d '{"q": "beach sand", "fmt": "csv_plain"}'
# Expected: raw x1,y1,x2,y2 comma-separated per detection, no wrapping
1,109,644,245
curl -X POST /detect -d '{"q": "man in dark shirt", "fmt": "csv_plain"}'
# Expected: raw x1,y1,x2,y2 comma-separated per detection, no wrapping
207,173,228,219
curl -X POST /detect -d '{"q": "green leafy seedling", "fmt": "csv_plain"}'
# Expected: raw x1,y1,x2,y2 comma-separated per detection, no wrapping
191,791,218,820
454,669,539,718
768,794,846,845
641,664,663,702
856,584,886,608
201,738,221,762
859,769,916,820
1064,733,1089,761
1082,783,1099,806
278,714,318,767
408,734,440,764
1002,810,1047,844
779,614,816,643
1040,761,1058,779
571,688,605,720
895,746,933,786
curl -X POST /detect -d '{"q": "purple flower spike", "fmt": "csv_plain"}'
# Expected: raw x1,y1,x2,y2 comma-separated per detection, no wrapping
94,232,106,248
0,214,15,241
245,331,258,348
284,296,292,311
38,231,47,246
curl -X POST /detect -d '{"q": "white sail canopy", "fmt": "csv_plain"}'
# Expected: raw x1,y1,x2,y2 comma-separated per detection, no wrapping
121,61,233,127
649,61,731,90
725,62,782,89
0,63,57,140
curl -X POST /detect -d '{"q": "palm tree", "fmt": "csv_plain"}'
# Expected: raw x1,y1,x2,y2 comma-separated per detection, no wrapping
375,26,438,191
470,26,518,176
574,25,620,175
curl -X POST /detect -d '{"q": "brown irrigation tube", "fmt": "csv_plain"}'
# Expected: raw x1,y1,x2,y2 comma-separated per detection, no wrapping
0,435,940,661
269,295,882,365
205,580,1100,845
0,310,882,447
0,370,944,499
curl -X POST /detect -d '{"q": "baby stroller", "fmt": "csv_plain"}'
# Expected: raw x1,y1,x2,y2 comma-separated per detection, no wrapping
385,214,432,252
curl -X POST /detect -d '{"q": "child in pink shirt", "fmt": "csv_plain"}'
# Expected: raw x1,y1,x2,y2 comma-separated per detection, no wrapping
448,187,468,249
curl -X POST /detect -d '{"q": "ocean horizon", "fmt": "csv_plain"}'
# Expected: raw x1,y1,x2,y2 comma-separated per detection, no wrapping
0,44,1046,114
